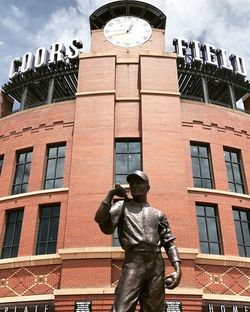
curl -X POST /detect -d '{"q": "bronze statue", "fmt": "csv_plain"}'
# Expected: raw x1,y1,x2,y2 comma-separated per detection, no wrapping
95,170,181,312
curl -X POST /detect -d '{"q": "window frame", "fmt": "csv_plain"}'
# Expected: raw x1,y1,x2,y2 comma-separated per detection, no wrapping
233,207,250,257
36,204,60,255
223,147,246,194
115,139,142,185
190,142,214,189
12,149,33,195
1,209,24,259
196,203,223,255
44,143,66,190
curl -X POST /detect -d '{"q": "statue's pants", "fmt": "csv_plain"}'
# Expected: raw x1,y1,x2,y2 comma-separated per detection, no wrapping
111,250,165,312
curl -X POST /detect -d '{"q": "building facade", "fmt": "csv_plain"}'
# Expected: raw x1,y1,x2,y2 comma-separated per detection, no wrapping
0,1,250,311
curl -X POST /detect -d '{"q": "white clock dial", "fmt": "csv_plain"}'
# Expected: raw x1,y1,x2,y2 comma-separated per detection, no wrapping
104,16,152,47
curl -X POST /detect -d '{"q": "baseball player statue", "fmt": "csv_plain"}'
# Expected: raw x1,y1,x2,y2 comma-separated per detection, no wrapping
95,170,182,312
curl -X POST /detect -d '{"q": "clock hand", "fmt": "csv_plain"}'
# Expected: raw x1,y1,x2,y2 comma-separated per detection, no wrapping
126,23,134,33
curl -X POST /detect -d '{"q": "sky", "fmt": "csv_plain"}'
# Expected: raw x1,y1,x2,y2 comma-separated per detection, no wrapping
0,0,250,87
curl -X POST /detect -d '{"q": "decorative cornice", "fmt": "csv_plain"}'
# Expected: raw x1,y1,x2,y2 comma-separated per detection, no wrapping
140,90,180,96
54,287,203,296
0,120,74,141
0,188,69,203
187,187,250,200
182,120,250,139
76,90,116,97
0,294,54,304
0,254,61,270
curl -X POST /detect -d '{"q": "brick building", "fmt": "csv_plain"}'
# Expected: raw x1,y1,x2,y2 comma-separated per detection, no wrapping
0,1,250,311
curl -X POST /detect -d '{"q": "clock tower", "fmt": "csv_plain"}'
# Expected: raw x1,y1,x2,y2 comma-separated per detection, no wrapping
89,0,167,54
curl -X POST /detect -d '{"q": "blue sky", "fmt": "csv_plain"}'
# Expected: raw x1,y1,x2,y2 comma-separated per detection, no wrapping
0,0,250,86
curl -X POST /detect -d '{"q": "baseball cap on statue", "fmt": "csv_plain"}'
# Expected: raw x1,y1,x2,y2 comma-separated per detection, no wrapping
126,170,149,184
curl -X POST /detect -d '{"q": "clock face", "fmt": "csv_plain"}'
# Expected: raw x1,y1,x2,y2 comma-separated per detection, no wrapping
103,16,152,47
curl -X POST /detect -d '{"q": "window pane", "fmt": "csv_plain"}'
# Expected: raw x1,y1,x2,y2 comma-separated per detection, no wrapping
242,223,250,245
55,158,65,178
192,158,201,177
18,153,25,163
21,184,28,193
26,152,32,162
129,142,140,153
240,211,248,221
203,179,212,189
23,163,31,183
236,184,244,194
2,247,11,258
200,242,209,253
197,217,208,241
194,178,202,188
200,159,210,178
54,179,63,188
209,243,220,255
58,145,66,157
49,147,58,158
235,221,243,244
4,223,14,245
46,159,56,179
41,206,51,218
206,206,215,217
45,180,54,189
116,154,127,174
246,247,250,257
226,162,233,181
116,142,127,153
199,146,208,157
233,210,240,220
12,185,20,195
224,151,230,161
116,174,127,185
207,218,219,242
231,152,238,163
233,164,242,183
52,206,60,217
13,222,22,244
129,154,141,172
38,218,49,242
229,182,236,192
36,243,46,255
196,205,205,216
15,165,24,184
238,245,245,257
190,145,198,157
49,219,59,240
47,242,56,254
11,246,18,257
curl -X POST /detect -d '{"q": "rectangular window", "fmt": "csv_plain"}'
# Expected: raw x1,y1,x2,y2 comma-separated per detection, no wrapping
36,204,60,255
1,209,24,259
190,143,213,188
224,149,245,194
233,209,250,257
115,140,141,185
12,150,32,194
0,155,4,175
196,204,222,255
44,144,66,189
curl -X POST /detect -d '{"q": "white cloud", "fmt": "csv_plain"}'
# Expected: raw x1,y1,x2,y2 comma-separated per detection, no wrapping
10,5,25,18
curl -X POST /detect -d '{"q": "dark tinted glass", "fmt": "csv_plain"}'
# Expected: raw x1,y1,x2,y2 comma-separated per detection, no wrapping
36,205,60,255
12,150,32,195
191,144,213,189
44,145,66,189
1,210,23,259
196,204,222,255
